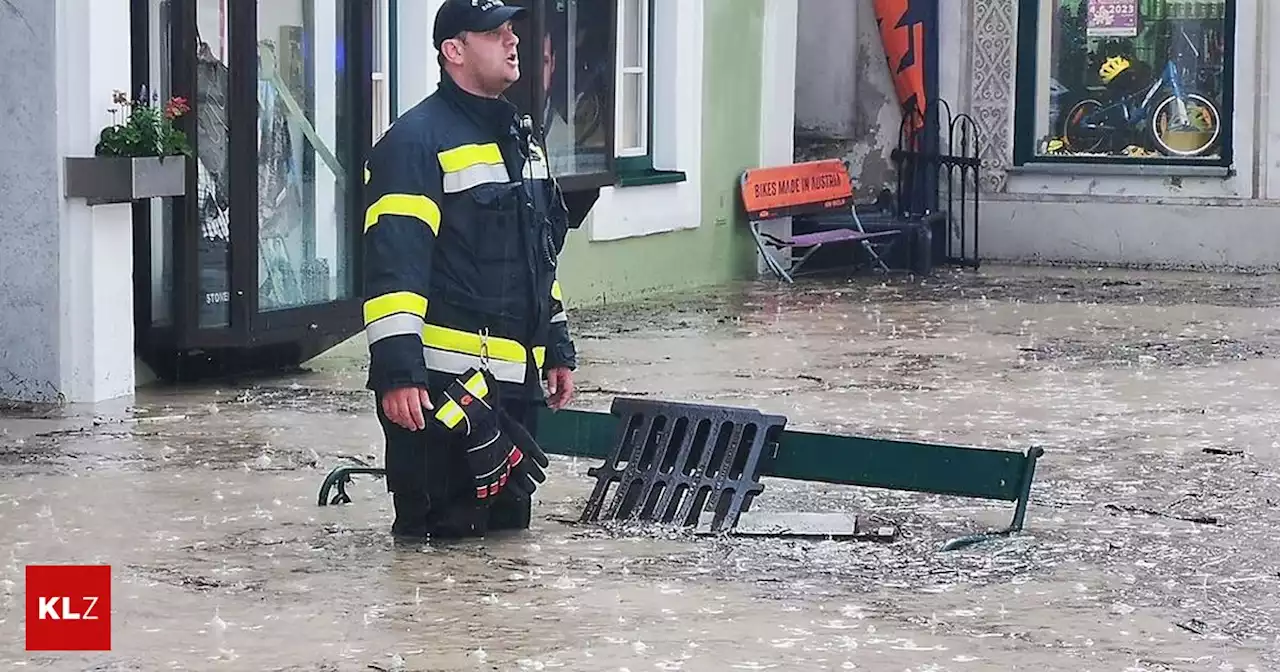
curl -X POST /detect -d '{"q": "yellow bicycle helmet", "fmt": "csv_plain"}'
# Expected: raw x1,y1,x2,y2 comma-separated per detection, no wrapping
1098,56,1131,84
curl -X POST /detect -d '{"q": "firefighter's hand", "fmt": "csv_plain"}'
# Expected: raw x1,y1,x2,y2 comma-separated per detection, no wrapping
545,367,574,410
382,386,434,431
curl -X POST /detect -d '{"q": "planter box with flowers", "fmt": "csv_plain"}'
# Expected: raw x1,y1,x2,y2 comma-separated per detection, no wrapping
65,88,192,205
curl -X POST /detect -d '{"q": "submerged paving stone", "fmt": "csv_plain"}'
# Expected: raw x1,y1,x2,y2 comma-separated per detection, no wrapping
1,264,1278,669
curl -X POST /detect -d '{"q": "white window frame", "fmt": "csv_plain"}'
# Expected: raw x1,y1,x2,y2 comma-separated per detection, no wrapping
587,0,701,242
371,0,391,141
614,0,650,158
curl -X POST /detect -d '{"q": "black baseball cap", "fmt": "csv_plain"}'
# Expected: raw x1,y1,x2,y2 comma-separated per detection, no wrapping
432,0,526,50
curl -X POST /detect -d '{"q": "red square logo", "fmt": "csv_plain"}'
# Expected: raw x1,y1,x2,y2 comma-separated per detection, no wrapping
25,565,112,651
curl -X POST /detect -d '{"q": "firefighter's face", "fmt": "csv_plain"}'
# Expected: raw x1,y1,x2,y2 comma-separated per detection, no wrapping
447,21,521,94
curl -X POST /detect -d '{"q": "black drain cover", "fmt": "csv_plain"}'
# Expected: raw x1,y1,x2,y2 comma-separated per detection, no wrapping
579,397,787,532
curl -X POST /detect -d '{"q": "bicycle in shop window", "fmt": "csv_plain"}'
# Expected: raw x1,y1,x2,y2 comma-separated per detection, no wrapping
1058,28,1223,159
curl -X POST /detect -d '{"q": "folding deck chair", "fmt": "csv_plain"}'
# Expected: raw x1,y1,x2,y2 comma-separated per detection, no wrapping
739,159,900,283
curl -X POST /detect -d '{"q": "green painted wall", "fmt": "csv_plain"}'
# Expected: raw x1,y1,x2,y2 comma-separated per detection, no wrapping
557,0,766,309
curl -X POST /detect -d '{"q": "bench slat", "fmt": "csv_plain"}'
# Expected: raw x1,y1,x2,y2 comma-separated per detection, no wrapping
535,407,1033,503
788,229,898,247
770,429,1029,502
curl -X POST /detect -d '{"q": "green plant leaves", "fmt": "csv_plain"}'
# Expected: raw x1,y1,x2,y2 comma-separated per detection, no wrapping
95,93,191,158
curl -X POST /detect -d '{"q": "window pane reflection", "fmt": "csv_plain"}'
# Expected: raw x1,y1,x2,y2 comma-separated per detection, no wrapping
617,0,647,155
195,0,232,328
620,71,643,150
257,0,353,312
543,0,613,176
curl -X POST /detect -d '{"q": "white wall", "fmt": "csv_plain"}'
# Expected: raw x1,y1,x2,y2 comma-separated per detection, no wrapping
756,0,799,274
760,0,798,168
57,0,138,402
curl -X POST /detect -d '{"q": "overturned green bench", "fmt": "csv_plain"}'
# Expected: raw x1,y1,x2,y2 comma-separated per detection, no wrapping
317,399,1043,548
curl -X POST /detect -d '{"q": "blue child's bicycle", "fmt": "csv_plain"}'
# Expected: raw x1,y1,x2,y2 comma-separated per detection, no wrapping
1061,41,1222,158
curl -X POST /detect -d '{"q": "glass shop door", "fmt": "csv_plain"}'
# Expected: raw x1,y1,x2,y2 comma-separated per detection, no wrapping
244,0,370,341
132,0,372,380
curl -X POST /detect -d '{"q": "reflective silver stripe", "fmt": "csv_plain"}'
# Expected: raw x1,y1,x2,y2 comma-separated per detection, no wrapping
442,163,510,194
524,159,549,180
468,433,502,457
365,313,425,345
550,311,568,323
423,347,526,383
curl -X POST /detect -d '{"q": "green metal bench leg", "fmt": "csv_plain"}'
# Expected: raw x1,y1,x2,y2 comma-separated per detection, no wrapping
317,466,387,506
1008,445,1044,532
940,445,1044,552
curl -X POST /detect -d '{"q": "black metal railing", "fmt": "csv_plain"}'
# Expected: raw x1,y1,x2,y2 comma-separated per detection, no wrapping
890,99,983,268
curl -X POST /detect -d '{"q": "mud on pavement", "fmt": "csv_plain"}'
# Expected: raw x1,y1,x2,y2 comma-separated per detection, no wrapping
2,264,1279,671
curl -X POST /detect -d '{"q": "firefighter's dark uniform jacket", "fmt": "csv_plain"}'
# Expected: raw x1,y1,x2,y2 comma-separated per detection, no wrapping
361,73,576,407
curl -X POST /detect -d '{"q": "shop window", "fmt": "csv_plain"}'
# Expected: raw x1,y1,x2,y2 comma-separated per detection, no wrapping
1013,0,1235,165
132,0,372,368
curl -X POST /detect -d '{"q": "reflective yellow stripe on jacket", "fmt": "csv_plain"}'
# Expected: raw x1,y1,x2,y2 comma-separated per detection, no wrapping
434,369,490,430
422,324,546,384
550,279,567,323
363,291,429,345
438,143,510,194
365,193,441,235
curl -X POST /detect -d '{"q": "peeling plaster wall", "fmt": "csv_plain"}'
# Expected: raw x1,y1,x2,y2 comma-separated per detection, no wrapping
793,0,900,200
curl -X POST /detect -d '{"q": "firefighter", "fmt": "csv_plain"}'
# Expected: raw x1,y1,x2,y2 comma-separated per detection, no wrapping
361,0,577,540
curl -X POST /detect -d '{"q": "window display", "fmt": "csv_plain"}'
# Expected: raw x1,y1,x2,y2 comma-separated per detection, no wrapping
542,0,614,177
256,0,354,313
1031,0,1229,161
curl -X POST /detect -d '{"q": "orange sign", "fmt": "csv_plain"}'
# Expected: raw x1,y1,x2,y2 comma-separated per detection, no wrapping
740,159,852,218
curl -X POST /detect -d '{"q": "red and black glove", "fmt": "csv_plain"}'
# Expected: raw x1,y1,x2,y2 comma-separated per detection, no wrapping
496,408,549,498
432,368,511,501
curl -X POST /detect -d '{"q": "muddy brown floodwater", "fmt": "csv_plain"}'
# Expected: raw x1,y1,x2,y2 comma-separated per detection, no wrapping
2,264,1279,671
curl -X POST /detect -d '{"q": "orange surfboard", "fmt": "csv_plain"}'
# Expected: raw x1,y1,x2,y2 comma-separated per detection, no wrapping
874,0,928,127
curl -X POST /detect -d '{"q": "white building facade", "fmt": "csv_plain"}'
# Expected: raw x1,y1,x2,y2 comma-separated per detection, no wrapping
945,0,1277,269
